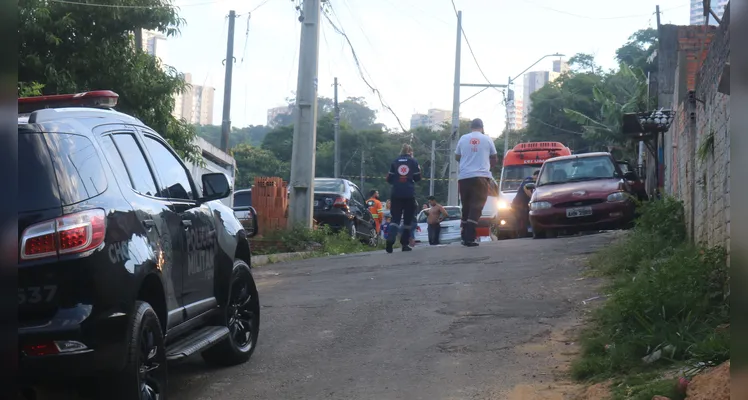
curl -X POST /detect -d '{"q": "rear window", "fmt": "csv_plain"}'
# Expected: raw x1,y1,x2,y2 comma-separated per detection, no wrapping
234,191,252,207
19,130,107,212
314,179,345,193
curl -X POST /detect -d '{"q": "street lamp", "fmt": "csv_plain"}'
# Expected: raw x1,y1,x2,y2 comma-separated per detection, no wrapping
503,53,565,155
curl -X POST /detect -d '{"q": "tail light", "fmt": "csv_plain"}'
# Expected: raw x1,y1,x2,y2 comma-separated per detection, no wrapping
333,196,348,208
20,209,106,261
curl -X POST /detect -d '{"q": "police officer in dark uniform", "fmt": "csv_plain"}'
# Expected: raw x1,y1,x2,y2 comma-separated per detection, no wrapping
385,143,422,253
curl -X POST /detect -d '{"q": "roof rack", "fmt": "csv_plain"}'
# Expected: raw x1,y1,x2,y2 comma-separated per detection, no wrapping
18,90,119,114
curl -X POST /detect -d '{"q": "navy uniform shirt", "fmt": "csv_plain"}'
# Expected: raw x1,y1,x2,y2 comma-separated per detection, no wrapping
386,154,422,198
512,176,535,209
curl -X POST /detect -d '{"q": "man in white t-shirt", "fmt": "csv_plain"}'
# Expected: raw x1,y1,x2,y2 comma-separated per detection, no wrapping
455,118,498,247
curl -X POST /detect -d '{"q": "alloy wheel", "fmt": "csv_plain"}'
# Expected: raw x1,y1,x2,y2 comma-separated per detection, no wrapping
138,324,164,400
227,270,258,352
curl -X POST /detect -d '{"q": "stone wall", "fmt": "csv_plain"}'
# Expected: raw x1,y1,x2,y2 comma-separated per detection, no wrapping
662,5,730,255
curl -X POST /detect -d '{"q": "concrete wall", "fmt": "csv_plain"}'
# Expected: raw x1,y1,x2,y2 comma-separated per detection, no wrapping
659,5,730,256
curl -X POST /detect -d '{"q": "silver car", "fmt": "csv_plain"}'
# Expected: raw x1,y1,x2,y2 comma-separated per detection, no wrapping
413,206,463,244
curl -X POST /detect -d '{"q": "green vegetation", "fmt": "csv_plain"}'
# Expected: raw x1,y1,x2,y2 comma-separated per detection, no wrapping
18,0,202,163
252,225,383,257
571,198,729,399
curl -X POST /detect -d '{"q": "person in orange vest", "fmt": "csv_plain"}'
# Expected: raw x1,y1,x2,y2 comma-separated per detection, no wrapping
366,189,384,234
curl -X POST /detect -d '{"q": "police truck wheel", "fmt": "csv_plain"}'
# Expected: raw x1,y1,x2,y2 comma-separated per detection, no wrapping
108,301,168,400
202,260,260,366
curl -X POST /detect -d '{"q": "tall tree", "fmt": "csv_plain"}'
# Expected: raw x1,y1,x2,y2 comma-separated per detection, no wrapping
18,0,202,163
615,28,658,75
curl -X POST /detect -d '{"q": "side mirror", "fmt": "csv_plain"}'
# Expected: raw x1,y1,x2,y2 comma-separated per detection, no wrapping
201,172,232,202
623,171,637,181
246,206,259,238
525,183,536,191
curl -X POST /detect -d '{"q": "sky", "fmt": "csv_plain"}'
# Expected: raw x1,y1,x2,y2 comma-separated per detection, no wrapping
166,0,690,138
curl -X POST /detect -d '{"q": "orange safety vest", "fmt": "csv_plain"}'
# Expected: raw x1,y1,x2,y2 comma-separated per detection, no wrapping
366,198,384,222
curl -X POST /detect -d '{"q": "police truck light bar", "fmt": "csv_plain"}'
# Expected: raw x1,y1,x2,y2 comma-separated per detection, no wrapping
18,90,119,114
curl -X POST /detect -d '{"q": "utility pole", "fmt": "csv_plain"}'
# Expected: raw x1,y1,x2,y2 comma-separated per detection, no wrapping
360,150,365,192
447,10,462,207
220,10,237,153
134,29,143,51
430,140,436,196
288,0,321,228
333,77,341,178
504,75,512,155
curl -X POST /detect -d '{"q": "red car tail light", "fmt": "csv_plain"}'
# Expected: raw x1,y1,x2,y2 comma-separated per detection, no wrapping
20,209,107,261
332,196,348,208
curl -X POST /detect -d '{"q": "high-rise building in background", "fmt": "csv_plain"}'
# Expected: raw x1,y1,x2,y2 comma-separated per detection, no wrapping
173,73,215,125
409,108,459,131
522,71,560,125
690,0,728,25
140,29,168,66
507,97,525,131
267,106,293,127
553,59,570,74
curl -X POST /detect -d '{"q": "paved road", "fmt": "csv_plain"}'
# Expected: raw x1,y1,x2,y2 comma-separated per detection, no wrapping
169,233,617,400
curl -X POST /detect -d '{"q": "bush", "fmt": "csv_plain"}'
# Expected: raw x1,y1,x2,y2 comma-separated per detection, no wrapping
572,197,730,380
252,224,382,256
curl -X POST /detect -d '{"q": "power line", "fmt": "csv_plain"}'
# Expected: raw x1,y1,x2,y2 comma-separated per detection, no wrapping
520,0,687,20
321,4,408,134
47,0,221,9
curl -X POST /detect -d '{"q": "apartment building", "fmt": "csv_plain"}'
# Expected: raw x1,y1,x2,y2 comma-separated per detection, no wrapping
690,0,729,25
507,97,524,131
173,73,216,125
522,70,560,124
410,108,456,130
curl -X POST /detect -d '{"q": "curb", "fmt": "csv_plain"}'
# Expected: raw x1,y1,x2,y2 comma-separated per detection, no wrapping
252,251,314,266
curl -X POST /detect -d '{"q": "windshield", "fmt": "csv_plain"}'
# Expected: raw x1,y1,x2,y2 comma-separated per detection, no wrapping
500,165,541,191
234,191,251,207
537,156,617,186
314,179,345,193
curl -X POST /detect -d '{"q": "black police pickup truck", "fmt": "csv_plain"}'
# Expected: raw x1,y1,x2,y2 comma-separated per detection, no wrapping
17,91,261,399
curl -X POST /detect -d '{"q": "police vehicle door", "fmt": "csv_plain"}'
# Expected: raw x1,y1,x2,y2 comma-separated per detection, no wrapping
95,126,186,330
139,131,219,319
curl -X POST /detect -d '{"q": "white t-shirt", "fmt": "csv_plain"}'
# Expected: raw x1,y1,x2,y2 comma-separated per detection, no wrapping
455,131,497,180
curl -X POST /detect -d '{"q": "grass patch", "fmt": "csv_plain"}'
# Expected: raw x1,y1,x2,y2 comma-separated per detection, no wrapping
572,197,730,387
253,224,384,257
608,373,686,400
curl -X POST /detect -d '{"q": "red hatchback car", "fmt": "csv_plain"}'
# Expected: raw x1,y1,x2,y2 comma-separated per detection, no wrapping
525,152,636,238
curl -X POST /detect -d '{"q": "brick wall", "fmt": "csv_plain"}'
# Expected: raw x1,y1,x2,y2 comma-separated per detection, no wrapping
661,5,730,257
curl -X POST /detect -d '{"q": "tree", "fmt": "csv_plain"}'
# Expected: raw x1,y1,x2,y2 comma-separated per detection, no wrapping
616,28,658,75
568,53,602,75
196,124,271,149
18,0,202,163
564,64,651,160
232,144,290,188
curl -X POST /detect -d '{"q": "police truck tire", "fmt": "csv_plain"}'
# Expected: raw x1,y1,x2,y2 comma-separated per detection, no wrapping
109,301,168,400
346,221,357,239
202,260,260,367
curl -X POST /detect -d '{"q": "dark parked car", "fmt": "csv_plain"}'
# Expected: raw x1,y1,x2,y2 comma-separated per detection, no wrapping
17,91,261,400
313,178,378,246
616,160,648,201
232,188,258,233
526,152,636,238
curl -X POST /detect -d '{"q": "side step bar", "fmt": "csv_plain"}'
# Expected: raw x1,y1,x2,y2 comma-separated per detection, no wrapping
166,326,229,362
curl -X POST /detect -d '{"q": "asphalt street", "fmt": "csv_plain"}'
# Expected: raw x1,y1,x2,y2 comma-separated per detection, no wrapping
168,232,617,400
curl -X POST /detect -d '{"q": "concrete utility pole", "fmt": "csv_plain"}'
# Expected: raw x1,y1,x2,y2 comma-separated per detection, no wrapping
333,77,341,178
288,0,321,228
220,10,237,153
360,150,365,192
447,10,462,207
134,28,143,51
430,140,436,196
504,75,512,155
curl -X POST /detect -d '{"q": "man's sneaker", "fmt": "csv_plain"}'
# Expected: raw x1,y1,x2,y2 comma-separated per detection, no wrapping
402,245,412,252
385,241,394,253
463,241,479,247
